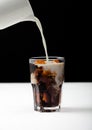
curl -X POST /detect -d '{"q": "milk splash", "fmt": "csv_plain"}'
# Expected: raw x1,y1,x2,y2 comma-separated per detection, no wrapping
33,17,49,62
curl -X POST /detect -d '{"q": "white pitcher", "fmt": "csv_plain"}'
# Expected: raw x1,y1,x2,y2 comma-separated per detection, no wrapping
0,0,35,29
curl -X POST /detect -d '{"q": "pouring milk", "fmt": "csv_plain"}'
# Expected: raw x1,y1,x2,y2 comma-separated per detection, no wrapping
0,0,49,61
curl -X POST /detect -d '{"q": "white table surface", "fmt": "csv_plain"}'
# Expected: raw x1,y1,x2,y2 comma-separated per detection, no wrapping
0,83,92,130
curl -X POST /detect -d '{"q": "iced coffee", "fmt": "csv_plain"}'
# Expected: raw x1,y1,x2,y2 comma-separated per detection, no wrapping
29,56,65,112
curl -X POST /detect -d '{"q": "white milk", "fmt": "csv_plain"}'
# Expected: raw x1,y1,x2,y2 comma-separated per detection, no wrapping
34,17,49,62
26,16,49,61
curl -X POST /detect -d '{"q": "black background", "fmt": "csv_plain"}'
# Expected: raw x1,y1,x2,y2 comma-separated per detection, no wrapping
0,0,92,82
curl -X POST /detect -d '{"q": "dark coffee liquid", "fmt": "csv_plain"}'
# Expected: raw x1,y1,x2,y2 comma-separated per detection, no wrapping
30,62,64,111
32,83,62,110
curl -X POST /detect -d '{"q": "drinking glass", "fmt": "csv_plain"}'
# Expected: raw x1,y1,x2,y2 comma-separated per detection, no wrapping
29,56,65,112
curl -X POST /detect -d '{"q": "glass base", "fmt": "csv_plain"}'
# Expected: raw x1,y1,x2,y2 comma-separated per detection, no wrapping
34,105,61,112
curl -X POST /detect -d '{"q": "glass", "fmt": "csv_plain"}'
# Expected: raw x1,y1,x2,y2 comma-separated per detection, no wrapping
29,56,65,112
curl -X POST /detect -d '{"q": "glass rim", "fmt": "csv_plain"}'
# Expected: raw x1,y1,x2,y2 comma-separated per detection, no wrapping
29,56,65,63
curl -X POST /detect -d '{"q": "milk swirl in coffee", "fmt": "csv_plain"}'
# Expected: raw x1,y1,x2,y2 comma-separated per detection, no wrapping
29,57,64,111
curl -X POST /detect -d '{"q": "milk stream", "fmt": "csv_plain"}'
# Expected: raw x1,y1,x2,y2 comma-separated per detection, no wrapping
34,16,49,62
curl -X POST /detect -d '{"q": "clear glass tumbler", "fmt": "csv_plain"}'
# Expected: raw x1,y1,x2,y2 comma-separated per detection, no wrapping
29,56,65,112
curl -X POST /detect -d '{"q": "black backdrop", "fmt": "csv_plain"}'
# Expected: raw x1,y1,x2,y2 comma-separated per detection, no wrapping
0,0,92,82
